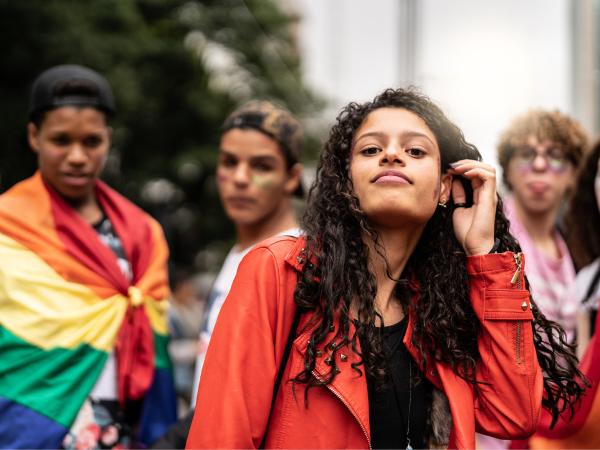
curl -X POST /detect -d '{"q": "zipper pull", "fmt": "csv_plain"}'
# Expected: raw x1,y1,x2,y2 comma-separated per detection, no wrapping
511,253,522,286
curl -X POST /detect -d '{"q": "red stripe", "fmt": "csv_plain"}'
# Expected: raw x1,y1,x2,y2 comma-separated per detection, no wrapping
46,178,156,404
94,180,153,284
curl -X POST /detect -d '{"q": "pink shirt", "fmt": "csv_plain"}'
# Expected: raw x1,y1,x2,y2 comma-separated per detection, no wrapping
503,196,577,340
477,196,577,450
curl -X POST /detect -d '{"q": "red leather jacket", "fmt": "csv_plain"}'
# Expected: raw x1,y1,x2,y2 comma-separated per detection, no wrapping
187,236,543,449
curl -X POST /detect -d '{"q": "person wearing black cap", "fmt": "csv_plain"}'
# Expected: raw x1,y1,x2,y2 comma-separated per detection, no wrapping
26,64,116,215
192,100,304,399
150,101,304,449
0,65,176,448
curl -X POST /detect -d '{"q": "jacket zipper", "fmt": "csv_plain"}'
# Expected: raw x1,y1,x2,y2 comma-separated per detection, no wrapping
312,370,372,449
510,253,522,288
511,253,523,364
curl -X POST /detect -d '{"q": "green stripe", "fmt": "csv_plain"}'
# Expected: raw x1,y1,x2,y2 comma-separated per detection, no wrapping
0,326,106,427
154,331,172,370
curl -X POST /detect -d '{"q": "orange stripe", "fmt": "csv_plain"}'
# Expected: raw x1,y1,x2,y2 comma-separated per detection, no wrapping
0,173,118,298
136,218,170,300
0,173,170,301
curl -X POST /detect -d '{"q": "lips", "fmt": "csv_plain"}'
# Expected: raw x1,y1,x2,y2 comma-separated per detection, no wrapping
61,172,92,187
226,196,256,208
372,170,412,184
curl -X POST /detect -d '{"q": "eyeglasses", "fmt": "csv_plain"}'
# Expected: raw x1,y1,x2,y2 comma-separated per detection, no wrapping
513,146,570,172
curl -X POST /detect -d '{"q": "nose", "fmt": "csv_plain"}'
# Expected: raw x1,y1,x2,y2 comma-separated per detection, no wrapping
232,163,250,186
381,144,405,165
531,153,549,172
65,144,87,166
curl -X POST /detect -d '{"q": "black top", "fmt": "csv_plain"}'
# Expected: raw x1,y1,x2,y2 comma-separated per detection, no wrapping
363,317,432,450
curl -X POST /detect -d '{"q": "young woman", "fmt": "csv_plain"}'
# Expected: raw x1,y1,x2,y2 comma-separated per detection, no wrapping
0,65,176,449
186,88,584,449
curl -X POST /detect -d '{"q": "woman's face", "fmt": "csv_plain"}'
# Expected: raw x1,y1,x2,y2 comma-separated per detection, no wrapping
349,107,452,229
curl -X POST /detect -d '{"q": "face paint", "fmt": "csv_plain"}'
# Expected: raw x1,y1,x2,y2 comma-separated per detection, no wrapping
251,173,276,189
217,174,228,184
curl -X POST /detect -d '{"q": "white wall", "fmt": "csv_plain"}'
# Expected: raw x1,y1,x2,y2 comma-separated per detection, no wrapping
296,0,403,118
417,0,572,165
294,0,573,167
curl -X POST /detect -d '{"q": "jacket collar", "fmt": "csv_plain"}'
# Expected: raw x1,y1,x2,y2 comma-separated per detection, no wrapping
284,235,309,273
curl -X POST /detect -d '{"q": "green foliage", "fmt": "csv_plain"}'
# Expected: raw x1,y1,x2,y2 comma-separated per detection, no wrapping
0,0,323,268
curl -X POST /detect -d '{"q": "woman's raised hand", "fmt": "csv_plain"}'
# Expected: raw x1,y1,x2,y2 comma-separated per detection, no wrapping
449,160,497,256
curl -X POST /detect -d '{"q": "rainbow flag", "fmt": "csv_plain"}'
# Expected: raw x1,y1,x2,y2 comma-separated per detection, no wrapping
0,173,177,449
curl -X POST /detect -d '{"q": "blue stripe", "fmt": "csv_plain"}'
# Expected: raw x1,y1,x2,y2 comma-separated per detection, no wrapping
138,368,178,446
0,396,67,449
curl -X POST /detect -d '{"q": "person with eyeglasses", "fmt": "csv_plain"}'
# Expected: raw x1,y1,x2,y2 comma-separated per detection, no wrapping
475,110,588,450
497,109,588,341
524,140,600,450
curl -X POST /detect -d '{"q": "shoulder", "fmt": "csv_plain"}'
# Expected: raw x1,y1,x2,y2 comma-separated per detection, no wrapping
252,234,305,261
0,175,40,210
575,259,600,293
577,258,600,279
237,235,307,277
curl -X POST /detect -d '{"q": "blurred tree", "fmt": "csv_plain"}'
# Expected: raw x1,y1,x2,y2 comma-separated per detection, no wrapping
0,0,323,270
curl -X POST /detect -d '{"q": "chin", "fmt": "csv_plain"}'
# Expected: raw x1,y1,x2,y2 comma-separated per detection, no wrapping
521,201,555,215
226,211,262,227
364,205,433,228
55,187,91,203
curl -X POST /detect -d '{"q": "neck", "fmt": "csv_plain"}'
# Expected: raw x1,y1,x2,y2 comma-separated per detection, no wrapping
512,199,561,258
70,196,104,224
365,224,424,326
235,200,298,250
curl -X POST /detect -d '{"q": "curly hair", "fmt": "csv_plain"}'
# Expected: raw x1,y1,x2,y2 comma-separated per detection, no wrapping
292,88,585,426
497,109,588,188
565,141,600,269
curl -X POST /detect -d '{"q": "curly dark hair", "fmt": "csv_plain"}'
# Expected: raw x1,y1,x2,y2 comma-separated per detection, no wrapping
566,141,600,269
497,109,588,189
292,88,585,426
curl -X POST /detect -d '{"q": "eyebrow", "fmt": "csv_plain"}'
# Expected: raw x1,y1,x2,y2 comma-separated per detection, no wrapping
354,131,436,147
219,149,279,163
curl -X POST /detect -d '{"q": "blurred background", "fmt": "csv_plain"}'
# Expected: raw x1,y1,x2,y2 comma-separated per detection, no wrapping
2,0,600,271
1,0,599,405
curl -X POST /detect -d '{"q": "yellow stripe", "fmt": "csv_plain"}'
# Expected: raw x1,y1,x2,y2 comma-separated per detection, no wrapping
0,233,127,351
145,298,169,336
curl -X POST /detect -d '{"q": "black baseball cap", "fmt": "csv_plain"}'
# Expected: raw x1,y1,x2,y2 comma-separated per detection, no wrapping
28,64,116,119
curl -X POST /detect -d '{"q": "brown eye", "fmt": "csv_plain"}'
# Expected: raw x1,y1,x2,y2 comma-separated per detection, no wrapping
515,147,536,162
406,147,426,157
546,147,566,161
51,134,71,146
252,162,274,172
361,147,380,156
83,135,103,148
219,155,237,168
